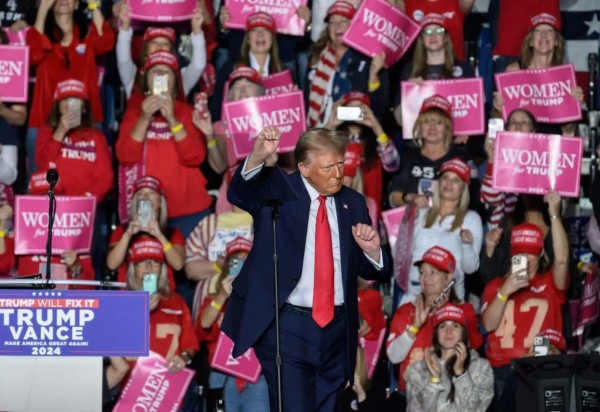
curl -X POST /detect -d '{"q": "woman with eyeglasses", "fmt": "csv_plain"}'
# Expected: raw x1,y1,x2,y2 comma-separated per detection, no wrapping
393,13,475,130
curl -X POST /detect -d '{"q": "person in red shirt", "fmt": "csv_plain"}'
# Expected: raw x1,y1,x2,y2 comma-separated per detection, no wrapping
386,246,482,392
27,0,114,173
481,190,569,411
107,175,185,290
126,235,198,371
35,79,113,202
116,50,211,238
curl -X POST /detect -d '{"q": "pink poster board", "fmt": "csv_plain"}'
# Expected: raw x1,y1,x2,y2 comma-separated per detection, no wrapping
2,27,29,46
381,206,407,250
0,45,29,103
225,0,307,36
224,90,306,159
114,351,194,412
14,196,97,255
128,0,197,22
262,69,295,96
495,64,582,124
492,132,583,198
211,331,262,383
342,0,420,68
359,327,386,379
401,78,485,139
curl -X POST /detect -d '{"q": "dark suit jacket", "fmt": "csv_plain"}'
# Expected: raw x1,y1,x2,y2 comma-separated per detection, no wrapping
222,165,388,376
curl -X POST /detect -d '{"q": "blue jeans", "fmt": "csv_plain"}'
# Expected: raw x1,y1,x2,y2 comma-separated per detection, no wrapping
209,370,269,412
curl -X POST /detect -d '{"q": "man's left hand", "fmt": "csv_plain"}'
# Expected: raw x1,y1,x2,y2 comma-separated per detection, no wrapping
352,223,381,262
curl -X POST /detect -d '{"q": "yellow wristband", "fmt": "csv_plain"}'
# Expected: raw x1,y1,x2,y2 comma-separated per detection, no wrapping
408,325,420,335
88,1,100,10
376,133,389,145
368,80,381,92
212,262,222,274
0,230,6,238
163,242,173,252
170,123,184,134
496,291,508,302
429,376,440,384
207,140,217,148
577,261,584,271
210,300,223,311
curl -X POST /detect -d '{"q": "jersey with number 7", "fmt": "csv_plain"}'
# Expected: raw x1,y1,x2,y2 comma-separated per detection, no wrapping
481,270,566,368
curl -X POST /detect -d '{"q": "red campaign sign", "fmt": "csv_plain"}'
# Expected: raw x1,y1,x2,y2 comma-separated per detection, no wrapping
211,331,262,383
128,0,197,22
224,90,306,159
262,69,295,96
114,352,194,412
225,0,307,36
495,64,582,124
359,327,386,379
492,132,583,198
14,196,96,255
0,45,29,103
401,78,485,139
342,0,420,68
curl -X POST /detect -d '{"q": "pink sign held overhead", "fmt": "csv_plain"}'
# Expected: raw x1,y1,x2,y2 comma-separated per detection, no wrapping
114,352,194,412
226,0,307,36
401,78,485,139
15,196,96,255
128,0,197,22
492,132,583,198
262,69,295,96
224,90,306,159
495,64,582,124
211,331,262,383
0,45,29,103
342,0,420,68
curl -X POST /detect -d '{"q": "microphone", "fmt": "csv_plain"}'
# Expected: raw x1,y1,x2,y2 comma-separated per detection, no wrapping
46,169,59,189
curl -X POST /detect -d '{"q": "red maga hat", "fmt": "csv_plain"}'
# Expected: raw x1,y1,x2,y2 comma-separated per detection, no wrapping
228,66,262,85
340,91,371,107
129,236,164,264
226,236,253,257
246,12,276,33
133,176,164,195
414,246,456,274
511,222,544,256
433,304,467,328
420,94,452,116
143,27,176,44
420,13,446,30
439,157,470,184
530,13,560,31
326,1,355,21
141,50,179,73
54,79,88,101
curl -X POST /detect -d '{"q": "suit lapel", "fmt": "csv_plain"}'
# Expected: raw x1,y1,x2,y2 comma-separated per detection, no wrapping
334,190,349,289
290,173,311,263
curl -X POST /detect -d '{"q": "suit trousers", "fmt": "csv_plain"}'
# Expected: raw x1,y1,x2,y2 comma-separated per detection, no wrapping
254,304,349,412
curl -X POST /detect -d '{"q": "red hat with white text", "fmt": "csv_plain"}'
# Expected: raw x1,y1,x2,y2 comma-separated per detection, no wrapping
141,50,179,73
133,175,164,195
420,13,446,30
129,236,165,264
326,1,355,22
433,304,467,328
529,13,560,31
439,157,470,184
228,66,262,85
143,27,176,44
54,79,88,101
511,222,544,256
225,237,253,258
433,303,484,348
28,170,64,195
246,12,277,33
340,91,371,107
414,246,456,274
419,94,452,117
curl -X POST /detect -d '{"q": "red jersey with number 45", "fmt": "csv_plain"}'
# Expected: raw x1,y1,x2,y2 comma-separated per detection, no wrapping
482,270,566,368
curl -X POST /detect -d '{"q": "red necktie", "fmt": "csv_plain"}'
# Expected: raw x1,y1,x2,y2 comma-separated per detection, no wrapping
313,195,334,327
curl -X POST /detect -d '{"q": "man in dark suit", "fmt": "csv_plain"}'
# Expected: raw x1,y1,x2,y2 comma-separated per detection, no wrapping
222,126,388,411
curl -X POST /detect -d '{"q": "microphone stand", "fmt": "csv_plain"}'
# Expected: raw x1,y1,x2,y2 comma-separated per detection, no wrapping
263,198,283,412
44,182,57,289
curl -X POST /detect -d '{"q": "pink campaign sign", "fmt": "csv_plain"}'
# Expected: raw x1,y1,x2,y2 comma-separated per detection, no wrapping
342,0,420,68
114,351,194,412
0,45,29,103
495,64,582,124
492,132,583,198
381,206,406,250
262,69,295,96
401,78,485,139
226,0,307,36
211,331,262,383
224,90,306,159
2,27,29,46
14,196,96,255
359,327,386,379
128,0,196,22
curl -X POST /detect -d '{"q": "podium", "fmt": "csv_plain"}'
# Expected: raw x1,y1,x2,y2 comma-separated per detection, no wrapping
0,280,148,412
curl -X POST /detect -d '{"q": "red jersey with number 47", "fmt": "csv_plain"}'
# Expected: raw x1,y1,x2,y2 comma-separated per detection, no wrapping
481,270,566,368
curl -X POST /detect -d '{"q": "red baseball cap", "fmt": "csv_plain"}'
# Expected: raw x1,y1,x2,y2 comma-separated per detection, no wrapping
28,170,64,195
228,66,262,85
54,79,88,101
326,1,355,21
511,222,544,256
129,236,164,264
340,91,370,107
420,94,452,117
246,12,276,33
141,50,179,73
439,157,470,184
433,304,467,328
226,236,253,258
133,176,164,195
433,303,484,349
143,27,176,44
414,246,456,274
529,13,560,31
420,13,446,30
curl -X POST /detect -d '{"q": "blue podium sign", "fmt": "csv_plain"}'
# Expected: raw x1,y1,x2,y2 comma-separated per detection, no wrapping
0,290,149,356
